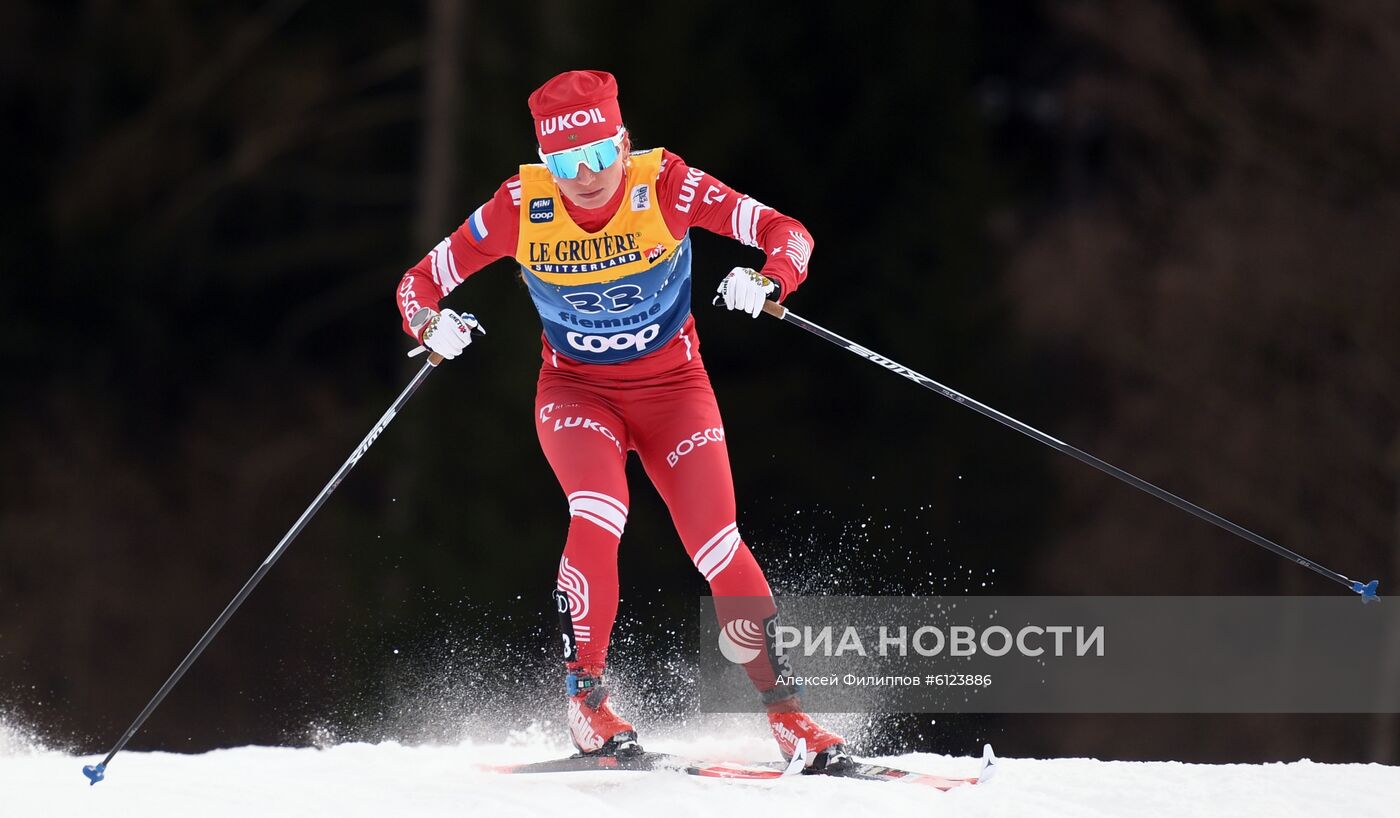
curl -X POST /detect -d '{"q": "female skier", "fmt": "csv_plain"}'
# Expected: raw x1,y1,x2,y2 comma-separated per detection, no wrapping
396,69,845,768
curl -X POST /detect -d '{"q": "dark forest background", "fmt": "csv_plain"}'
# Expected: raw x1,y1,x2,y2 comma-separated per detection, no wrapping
2,1,1396,764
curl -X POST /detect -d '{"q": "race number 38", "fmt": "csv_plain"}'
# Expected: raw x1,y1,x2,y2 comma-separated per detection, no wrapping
563,284,644,314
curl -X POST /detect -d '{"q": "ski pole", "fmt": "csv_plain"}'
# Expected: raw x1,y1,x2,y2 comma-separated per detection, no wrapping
82,345,459,785
753,300,1379,602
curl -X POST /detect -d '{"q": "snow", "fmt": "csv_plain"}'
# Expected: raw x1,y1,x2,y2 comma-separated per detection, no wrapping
2,727,1396,818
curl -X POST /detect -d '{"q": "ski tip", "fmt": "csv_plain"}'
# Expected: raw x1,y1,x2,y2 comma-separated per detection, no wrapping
1353,579,1380,603
977,744,998,784
82,763,106,786
782,738,809,776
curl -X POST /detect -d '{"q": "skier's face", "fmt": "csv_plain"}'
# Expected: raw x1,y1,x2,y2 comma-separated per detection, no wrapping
552,135,630,209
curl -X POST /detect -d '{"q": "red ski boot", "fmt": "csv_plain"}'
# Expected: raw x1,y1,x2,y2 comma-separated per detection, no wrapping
766,695,849,770
565,670,640,756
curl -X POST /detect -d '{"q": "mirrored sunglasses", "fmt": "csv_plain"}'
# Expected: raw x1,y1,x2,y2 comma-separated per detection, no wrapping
539,130,626,180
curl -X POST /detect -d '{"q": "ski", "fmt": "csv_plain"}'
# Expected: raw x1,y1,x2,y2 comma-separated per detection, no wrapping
484,743,996,790
760,743,996,790
483,751,789,780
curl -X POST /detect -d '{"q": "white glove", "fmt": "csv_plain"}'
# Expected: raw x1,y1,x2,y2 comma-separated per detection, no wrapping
717,267,778,318
412,308,480,360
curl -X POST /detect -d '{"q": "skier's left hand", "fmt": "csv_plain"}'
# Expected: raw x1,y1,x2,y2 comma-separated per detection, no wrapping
717,267,778,318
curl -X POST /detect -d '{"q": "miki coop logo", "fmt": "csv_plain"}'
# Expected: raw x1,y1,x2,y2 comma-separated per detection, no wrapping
529,197,555,223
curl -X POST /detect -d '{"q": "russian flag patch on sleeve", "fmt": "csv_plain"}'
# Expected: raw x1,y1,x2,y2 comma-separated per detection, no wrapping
468,205,490,242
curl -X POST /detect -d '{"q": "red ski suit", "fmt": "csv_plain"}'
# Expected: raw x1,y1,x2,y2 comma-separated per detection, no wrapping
397,149,812,692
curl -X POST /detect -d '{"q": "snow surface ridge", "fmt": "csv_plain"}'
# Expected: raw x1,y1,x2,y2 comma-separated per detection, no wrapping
2,732,1398,818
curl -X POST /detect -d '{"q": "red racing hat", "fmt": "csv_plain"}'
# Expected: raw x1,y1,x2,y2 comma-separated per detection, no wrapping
528,70,623,153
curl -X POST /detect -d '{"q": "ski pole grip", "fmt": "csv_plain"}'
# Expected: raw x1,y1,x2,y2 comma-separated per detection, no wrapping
405,346,448,365
710,296,786,318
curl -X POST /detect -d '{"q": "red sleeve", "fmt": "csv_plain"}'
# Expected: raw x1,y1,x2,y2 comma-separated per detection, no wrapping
655,149,812,299
396,176,523,337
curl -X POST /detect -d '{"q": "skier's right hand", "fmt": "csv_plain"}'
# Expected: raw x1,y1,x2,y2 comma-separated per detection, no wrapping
413,308,480,360
717,267,778,318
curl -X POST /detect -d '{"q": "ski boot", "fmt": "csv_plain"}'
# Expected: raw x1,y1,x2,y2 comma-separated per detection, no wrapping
765,690,850,771
566,670,641,757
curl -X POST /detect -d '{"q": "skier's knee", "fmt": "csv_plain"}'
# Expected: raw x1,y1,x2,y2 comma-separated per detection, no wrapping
567,490,628,538
692,521,742,580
